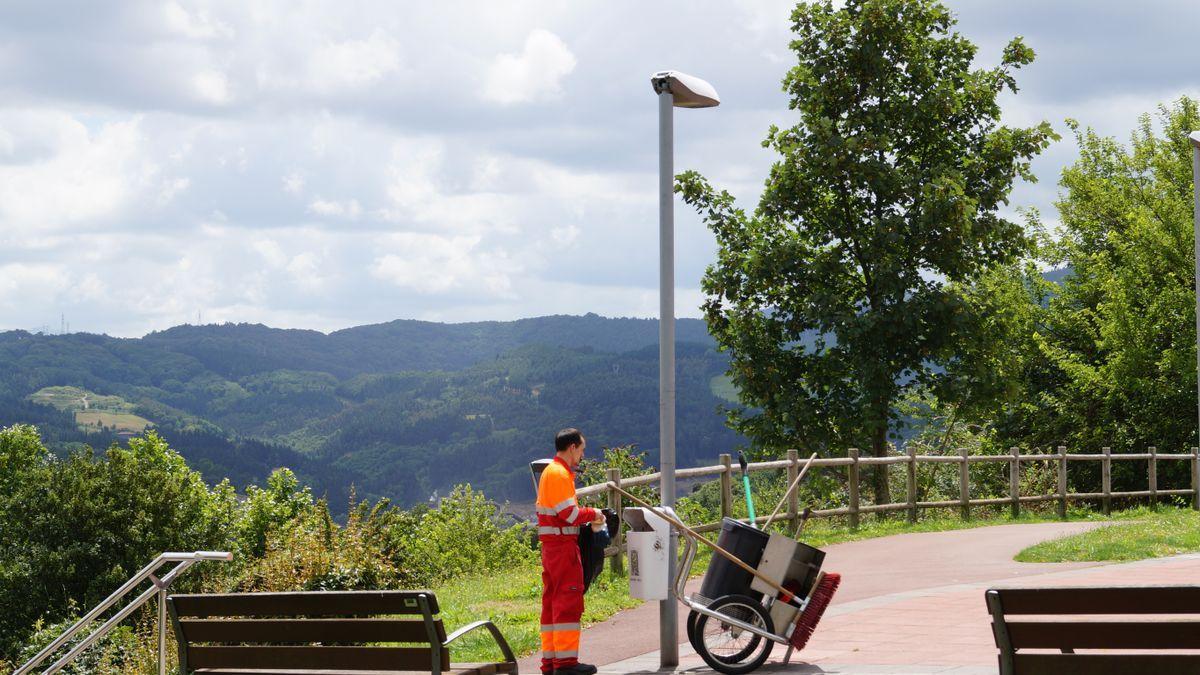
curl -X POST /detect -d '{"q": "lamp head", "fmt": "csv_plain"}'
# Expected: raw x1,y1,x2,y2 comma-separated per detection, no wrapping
651,70,720,108
1190,131,1200,149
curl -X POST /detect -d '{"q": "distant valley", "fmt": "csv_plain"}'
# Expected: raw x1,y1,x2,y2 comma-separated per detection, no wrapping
0,314,742,510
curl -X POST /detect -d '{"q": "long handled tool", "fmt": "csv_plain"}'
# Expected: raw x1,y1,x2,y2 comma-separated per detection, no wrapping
762,452,818,531
738,451,757,526
606,482,804,606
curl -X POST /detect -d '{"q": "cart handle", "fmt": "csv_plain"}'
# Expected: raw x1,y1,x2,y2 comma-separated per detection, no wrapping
763,452,818,531
606,482,803,606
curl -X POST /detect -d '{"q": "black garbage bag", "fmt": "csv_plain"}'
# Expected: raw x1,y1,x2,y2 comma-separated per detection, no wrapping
580,508,620,593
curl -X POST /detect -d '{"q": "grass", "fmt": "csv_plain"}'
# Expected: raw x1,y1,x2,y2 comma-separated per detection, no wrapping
435,563,639,663
75,410,152,433
1016,506,1200,562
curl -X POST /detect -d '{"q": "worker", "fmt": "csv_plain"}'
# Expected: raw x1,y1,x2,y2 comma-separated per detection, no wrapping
536,428,605,675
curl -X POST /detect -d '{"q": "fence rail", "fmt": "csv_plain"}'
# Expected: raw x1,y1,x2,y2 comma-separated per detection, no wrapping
581,446,1200,569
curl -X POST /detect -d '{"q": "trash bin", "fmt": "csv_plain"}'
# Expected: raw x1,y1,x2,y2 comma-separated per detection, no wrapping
698,517,770,601
623,506,676,600
529,459,554,496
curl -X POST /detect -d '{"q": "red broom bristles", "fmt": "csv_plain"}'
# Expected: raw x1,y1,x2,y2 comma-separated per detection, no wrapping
790,572,841,650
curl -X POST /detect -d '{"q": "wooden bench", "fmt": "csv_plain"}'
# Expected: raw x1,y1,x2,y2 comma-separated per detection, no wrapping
986,585,1200,675
168,590,516,675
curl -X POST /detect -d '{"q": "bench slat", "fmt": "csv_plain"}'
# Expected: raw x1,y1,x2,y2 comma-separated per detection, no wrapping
172,592,438,617
189,646,449,670
191,666,517,675
1013,653,1200,675
1008,620,1200,649
179,619,444,644
991,586,1200,615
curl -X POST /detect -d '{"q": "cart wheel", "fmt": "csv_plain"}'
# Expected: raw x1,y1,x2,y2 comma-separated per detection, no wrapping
687,609,701,652
693,594,775,674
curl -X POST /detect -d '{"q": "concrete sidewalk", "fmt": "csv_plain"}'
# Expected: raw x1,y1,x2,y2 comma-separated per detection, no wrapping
597,552,1200,674
520,521,1108,674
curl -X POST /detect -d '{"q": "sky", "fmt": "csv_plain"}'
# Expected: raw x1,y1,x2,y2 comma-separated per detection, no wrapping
1,1,1198,338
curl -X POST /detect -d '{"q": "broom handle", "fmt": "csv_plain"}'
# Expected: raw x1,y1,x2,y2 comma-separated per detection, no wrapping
763,452,819,531
606,482,796,601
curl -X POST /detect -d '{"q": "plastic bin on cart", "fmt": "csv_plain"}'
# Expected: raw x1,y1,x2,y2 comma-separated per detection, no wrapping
623,506,675,600
698,517,771,601
750,532,826,632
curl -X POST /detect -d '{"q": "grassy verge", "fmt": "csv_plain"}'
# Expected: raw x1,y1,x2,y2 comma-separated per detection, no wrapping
1016,506,1200,562
436,563,640,663
438,508,1113,662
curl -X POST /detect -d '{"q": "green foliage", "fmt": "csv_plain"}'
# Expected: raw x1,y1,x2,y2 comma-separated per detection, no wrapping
395,485,536,586
1003,98,1200,461
0,428,235,657
676,0,1056,504
578,445,659,508
237,468,315,558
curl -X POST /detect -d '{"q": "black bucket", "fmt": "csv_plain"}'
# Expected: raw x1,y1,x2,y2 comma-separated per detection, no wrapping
699,517,771,600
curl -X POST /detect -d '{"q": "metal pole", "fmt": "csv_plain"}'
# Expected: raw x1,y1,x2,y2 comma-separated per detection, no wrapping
158,588,168,675
1191,132,1200,454
657,85,678,669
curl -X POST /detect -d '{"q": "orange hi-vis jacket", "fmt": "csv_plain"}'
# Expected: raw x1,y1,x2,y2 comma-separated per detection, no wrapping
536,456,598,541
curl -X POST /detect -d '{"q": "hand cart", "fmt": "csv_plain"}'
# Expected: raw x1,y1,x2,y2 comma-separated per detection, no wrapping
611,478,841,675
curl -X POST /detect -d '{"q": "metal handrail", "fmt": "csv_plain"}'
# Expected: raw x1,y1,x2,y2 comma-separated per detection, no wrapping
15,551,232,675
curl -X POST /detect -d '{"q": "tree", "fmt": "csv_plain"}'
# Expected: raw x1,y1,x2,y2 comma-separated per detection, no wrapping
1002,98,1200,461
678,0,1055,502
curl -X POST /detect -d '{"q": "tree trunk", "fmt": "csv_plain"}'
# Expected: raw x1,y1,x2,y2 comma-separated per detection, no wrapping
871,411,891,505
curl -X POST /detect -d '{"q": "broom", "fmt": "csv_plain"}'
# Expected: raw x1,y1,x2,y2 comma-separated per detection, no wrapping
789,572,841,650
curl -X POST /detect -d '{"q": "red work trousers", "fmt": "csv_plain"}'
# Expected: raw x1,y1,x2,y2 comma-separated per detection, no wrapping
540,538,584,673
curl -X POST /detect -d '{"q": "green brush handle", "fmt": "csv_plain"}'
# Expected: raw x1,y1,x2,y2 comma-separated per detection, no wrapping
742,473,756,524
738,451,756,525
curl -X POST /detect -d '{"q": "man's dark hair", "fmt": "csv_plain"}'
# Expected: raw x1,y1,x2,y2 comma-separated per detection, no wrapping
555,428,583,453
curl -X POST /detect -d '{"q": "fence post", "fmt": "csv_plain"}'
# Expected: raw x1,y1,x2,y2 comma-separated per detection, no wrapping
786,449,799,534
959,447,970,520
719,453,733,520
1009,447,1020,519
1149,446,1158,508
1102,446,1112,516
606,468,624,575
1192,447,1199,511
1057,445,1067,519
848,447,860,529
907,445,917,524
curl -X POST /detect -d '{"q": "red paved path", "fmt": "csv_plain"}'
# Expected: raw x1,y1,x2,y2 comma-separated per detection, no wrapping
518,521,1116,673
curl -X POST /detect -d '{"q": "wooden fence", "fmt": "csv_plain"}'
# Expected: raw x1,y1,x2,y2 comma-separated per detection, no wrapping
578,446,1200,570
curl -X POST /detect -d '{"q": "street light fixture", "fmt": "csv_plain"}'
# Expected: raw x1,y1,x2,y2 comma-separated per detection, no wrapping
650,69,719,668
1190,131,1200,464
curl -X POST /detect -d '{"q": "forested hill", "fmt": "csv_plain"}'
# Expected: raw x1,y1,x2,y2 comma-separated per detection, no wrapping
0,315,738,509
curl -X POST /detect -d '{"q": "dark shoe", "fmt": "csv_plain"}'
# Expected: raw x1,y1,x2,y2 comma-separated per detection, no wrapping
555,664,598,675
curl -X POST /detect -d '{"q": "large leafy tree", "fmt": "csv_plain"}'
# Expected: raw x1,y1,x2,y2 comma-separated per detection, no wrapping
678,0,1055,502
1001,98,1200,458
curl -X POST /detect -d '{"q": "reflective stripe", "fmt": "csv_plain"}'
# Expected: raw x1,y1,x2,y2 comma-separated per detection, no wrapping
565,506,580,523
552,497,576,512
535,506,557,515
538,526,580,536
540,622,581,632
553,650,579,658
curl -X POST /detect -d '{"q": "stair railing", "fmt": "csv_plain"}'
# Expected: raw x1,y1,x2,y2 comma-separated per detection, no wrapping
15,550,233,675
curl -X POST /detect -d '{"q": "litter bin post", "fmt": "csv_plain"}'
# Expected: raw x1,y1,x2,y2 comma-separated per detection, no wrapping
623,506,675,601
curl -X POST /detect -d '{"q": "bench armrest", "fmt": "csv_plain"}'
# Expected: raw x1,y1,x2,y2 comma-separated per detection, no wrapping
444,620,516,663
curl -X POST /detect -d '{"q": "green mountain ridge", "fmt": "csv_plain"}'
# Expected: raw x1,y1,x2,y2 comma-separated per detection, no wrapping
0,315,739,509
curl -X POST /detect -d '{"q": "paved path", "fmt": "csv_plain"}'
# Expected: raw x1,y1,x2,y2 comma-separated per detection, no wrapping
518,521,1118,674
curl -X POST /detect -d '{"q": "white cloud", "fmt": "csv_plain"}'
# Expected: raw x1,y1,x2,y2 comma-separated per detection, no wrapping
482,29,576,105
282,171,305,194
193,69,231,104
308,198,362,219
371,233,517,296
308,30,402,92
162,1,235,40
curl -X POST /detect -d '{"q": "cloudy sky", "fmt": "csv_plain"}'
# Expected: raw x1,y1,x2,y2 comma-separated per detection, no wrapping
1,1,1197,337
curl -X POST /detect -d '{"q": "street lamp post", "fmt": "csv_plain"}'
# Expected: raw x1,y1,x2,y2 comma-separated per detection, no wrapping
1190,131,1200,453
650,70,719,668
